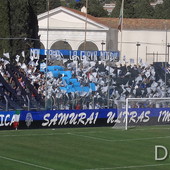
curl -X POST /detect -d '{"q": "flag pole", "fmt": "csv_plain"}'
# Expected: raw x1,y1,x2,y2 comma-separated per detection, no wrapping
119,0,124,62
45,0,50,109
84,0,88,51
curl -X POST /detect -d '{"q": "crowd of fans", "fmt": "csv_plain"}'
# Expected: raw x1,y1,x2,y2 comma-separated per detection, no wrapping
0,53,170,110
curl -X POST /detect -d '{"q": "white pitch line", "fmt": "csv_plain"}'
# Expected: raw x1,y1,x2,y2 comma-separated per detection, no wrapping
0,133,65,137
85,162,170,170
0,155,54,170
131,127,170,131
1,131,170,143
0,131,100,137
68,133,170,142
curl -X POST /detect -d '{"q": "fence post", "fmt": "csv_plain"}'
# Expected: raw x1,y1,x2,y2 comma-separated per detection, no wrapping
26,95,30,111
4,96,8,111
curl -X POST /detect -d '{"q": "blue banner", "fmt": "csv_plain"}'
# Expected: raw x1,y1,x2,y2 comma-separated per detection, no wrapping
20,109,117,128
0,111,20,127
116,108,170,125
1,107,170,129
30,48,120,61
17,107,170,127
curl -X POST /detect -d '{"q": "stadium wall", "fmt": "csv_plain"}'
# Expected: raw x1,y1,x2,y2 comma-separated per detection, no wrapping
0,108,170,130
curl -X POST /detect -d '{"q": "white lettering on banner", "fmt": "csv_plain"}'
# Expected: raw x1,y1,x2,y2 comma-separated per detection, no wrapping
48,50,64,61
158,112,162,122
137,111,150,123
129,111,137,123
4,114,10,126
30,49,40,59
69,113,78,125
107,112,116,124
0,114,5,126
58,113,69,125
144,111,150,122
69,51,98,61
0,114,20,127
115,111,127,123
80,51,98,61
48,113,58,126
106,111,151,124
128,111,150,123
30,49,119,61
77,112,86,124
85,112,98,125
42,112,99,127
136,111,145,123
42,113,50,126
100,52,119,61
158,111,170,122
69,51,79,60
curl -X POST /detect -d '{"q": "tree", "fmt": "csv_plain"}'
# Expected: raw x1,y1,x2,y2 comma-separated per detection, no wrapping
67,0,84,10
153,0,170,19
67,0,108,17
49,0,61,10
111,0,155,18
153,4,163,19
88,0,108,17
133,0,154,18
27,0,40,48
110,0,121,17
8,0,40,61
0,1,10,56
36,0,46,15
111,0,135,18
36,0,61,15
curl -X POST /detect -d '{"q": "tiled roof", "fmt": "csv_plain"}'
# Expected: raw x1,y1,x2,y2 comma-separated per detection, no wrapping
62,6,113,27
62,6,170,31
97,18,170,30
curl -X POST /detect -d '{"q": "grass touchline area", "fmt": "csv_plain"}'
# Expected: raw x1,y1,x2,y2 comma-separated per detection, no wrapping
0,126,170,170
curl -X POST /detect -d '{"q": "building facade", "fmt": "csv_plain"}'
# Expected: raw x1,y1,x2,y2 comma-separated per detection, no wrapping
38,6,118,52
38,6,170,64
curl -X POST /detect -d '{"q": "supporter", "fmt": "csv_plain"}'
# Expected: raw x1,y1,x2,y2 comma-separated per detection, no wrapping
75,103,81,110
1,51,170,110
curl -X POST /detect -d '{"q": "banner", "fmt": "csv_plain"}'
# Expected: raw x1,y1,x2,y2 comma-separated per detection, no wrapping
0,111,20,128
30,48,120,62
20,109,117,129
116,108,170,126
1,108,170,130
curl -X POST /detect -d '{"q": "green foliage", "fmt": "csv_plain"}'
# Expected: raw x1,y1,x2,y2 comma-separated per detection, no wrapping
88,0,108,17
154,4,164,19
111,0,154,18
133,0,154,18
67,0,85,10
0,0,170,61
36,0,47,15
124,0,135,18
154,0,170,19
49,0,61,10
0,0,40,61
0,1,10,56
110,0,121,17
8,0,36,59
67,0,108,17
36,0,61,15
111,0,135,18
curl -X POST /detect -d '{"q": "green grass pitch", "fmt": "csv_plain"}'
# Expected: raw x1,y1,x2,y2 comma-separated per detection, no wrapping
0,126,170,170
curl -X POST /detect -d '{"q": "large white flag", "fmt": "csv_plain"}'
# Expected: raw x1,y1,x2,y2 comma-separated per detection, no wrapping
3,52,10,59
